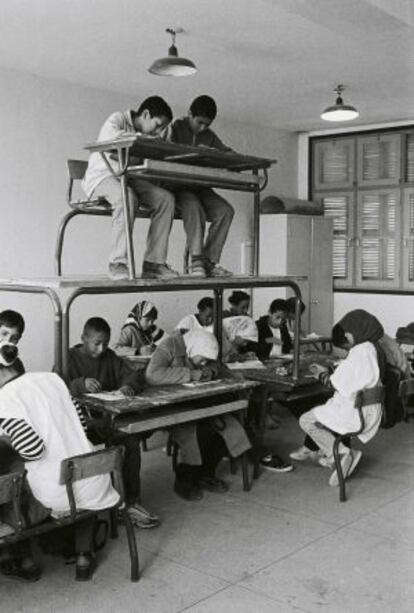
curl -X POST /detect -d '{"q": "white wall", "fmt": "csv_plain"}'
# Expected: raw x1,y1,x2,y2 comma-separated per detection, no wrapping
298,120,414,336
0,67,298,370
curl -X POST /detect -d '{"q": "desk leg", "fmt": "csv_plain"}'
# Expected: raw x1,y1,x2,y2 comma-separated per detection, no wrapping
253,384,269,480
253,171,260,278
239,408,251,492
118,147,136,280
214,288,223,361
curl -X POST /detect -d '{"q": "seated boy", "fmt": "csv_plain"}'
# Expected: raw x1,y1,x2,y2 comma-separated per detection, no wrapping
285,297,306,338
256,299,292,360
0,342,119,581
67,317,159,529
175,296,214,333
0,309,26,372
165,95,234,278
83,96,179,280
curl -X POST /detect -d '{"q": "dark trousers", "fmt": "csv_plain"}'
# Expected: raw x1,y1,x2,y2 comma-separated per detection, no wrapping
175,420,228,487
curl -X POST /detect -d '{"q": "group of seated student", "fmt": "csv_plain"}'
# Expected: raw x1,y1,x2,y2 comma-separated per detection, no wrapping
1,300,409,583
84,94,235,281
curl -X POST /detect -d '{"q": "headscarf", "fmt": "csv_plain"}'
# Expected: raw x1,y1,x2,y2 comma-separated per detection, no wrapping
336,309,386,379
122,301,164,344
183,329,219,361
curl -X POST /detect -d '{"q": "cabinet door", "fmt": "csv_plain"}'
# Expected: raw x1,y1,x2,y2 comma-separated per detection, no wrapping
402,188,414,289
308,218,333,335
313,138,355,190
318,192,355,288
357,134,401,187
355,189,400,289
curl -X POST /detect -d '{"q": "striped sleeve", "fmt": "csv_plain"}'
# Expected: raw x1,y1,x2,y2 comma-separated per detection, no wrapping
72,397,88,432
0,417,44,461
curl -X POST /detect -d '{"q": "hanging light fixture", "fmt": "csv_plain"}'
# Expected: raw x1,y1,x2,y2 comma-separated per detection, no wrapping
148,27,197,77
320,84,359,122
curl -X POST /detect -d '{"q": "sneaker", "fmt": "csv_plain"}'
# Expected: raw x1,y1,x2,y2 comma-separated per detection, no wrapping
260,454,294,473
0,559,42,583
347,449,363,479
126,504,160,529
206,263,233,277
198,476,229,493
318,455,334,469
75,553,97,582
142,261,180,279
289,445,319,462
109,262,129,280
329,451,353,487
189,260,207,278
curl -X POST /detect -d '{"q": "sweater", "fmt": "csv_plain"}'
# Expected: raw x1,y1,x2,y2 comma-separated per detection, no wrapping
67,345,144,396
165,117,230,151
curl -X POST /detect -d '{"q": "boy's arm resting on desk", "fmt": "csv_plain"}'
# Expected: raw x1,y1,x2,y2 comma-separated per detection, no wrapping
115,353,145,393
145,346,192,386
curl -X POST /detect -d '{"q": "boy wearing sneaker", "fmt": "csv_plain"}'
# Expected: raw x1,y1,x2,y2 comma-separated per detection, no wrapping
299,310,384,487
83,96,179,280
164,95,234,278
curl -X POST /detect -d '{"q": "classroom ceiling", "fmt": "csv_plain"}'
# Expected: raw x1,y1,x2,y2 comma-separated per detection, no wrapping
0,0,413,131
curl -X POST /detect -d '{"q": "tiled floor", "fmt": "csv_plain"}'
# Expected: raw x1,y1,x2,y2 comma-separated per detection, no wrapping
1,412,413,612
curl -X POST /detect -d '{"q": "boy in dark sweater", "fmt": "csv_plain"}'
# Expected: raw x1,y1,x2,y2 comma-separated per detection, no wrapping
165,95,234,278
67,317,159,529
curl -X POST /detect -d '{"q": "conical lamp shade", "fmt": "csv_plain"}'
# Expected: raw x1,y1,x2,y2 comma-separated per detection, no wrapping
321,93,359,122
149,42,197,77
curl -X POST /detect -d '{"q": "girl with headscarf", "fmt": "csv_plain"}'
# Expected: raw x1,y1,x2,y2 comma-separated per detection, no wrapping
298,309,384,487
146,328,251,501
115,301,168,357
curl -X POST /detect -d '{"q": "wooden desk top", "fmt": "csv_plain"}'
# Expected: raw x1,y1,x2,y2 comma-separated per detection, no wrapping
84,135,276,172
81,378,260,416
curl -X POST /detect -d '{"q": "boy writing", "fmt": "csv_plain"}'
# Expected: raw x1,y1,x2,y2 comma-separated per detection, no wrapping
83,96,179,280
165,95,234,278
67,317,159,529
256,299,292,360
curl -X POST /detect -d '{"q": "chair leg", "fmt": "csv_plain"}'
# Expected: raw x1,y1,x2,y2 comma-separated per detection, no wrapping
333,436,347,502
241,452,251,492
172,442,179,471
183,245,190,274
141,439,148,452
109,508,119,539
122,509,140,582
54,210,81,276
166,432,173,456
230,457,237,474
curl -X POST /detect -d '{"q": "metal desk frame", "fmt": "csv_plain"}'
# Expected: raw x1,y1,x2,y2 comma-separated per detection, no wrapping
84,136,274,279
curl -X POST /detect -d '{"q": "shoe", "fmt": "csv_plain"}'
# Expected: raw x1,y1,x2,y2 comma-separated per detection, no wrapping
329,451,353,487
289,445,319,461
75,553,97,581
189,259,207,278
142,261,180,279
260,454,294,473
0,559,42,583
198,476,229,493
109,262,129,280
206,263,233,277
174,480,204,501
126,504,160,529
318,455,334,469
347,449,363,479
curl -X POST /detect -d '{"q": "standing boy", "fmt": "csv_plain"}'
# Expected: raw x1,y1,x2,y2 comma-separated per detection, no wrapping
83,96,178,280
165,95,234,278
67,317,159,529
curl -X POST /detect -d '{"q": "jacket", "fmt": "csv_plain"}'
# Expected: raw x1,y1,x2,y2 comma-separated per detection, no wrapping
256,315,292,360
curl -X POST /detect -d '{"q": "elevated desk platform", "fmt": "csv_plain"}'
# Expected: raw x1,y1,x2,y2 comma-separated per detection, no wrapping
0,274,306,380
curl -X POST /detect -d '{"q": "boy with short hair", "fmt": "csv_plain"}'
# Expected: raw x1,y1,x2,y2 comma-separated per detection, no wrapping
165,95,234,278
67,317,159,529
175,296,214,333
256,299,292,360
0,309,26,373
83,96,179,280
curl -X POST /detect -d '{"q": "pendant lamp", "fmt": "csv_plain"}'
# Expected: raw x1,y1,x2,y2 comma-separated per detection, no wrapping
321,84,359,122
148,28,197,77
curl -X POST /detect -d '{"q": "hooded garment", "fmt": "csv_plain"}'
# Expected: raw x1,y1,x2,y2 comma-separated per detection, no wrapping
313,310,383,440
115,300,167,356
183,328,219,361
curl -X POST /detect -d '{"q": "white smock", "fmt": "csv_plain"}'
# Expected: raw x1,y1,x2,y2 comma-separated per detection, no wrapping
176,314,213,334
314,342,382,441
0,372,119,516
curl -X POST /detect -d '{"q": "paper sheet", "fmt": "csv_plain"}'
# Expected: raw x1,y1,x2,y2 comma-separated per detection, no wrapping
226,360,266,370
85,390,126,401
182,379,223,388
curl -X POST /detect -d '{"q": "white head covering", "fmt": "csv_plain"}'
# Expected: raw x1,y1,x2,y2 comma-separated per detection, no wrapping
183,329,219,360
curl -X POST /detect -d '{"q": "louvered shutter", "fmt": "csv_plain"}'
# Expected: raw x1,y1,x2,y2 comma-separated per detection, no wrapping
313,139,354,190
402,188,414,287
405,133,414,182
356,190,400,287
320,193,354,287
357,135,400,186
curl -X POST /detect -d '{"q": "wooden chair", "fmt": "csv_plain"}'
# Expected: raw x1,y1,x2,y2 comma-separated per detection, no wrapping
54,159,189,276
333,385,384,503
0,447,139,582
399,378,414,421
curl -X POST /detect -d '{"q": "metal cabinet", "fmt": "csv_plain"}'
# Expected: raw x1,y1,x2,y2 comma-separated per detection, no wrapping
256,214,333,335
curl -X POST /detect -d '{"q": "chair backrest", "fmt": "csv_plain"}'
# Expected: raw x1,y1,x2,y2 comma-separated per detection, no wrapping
60,446,124,519
355,385,384,409
0,471,25,533
66,159,88,205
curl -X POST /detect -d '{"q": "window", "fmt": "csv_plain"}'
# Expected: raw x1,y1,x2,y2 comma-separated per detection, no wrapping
311,127,414,291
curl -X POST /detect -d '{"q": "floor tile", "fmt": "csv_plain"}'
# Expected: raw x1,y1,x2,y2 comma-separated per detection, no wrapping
240,526,414,613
